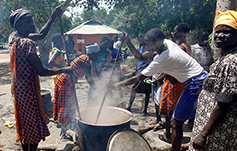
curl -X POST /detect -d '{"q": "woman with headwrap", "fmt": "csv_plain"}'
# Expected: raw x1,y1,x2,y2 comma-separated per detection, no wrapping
53,54,95,139
190,10,237,150
8,7,72,151
8,6,62,49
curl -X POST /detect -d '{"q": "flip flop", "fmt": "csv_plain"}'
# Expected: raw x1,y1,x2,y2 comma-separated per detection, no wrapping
158,134,171,143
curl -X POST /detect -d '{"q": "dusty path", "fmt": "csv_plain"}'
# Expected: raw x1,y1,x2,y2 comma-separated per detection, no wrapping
0,49,191,151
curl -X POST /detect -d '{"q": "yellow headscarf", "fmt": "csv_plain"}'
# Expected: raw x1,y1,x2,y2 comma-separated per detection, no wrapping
214,10,237,30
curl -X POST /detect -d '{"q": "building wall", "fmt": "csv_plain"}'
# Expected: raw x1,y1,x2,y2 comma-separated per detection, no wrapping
72,34,117,53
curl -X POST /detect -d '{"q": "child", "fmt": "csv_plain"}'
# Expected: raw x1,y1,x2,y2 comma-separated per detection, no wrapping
48,33,66,83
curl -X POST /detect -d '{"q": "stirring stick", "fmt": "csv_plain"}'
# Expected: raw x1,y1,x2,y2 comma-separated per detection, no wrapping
59,16,81,120
95,40,124,124
92,61,100,77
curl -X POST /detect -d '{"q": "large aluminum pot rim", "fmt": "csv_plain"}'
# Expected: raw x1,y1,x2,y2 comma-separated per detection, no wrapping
77,106,132,127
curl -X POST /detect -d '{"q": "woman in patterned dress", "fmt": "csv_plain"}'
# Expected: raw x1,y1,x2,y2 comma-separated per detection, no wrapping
53,55,95,139
190,10,237,151
9,8,72,151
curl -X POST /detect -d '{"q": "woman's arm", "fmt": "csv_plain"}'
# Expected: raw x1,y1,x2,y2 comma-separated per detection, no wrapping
122,32,155,61
27,53,72,76
192,102,231,150
28,5,62,41
79,62,95,87
114,72,147,87
103,51,112,70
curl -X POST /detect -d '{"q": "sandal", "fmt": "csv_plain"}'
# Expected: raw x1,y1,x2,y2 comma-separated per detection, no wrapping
158,134,171,143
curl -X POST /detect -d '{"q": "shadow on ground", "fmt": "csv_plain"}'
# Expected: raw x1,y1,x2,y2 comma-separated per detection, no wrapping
0,62,11,85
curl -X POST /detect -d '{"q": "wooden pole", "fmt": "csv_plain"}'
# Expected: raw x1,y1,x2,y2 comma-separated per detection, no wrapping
58,16,81,120
95,40,124,124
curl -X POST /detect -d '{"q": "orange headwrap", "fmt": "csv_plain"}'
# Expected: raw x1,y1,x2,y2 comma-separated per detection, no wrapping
214,10,237,30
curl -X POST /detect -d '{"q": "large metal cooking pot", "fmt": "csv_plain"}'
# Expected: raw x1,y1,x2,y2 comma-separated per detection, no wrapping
78,106,132,151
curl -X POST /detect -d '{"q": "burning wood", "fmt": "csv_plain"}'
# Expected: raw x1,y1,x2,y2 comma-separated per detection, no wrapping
137,125,155,135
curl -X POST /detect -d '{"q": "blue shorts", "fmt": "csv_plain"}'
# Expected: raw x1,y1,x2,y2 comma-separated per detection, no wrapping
172,70,208,121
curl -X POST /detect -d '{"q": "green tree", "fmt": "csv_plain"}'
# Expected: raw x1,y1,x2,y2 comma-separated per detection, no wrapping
0,0,73,66
80,8,112,25
111,0,156,38
1,0,219,62
108,0,217,39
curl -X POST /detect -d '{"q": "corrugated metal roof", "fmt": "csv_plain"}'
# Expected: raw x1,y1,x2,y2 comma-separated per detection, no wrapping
66,19,121,35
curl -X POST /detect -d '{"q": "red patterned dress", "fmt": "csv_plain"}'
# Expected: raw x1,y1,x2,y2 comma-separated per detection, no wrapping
9,35,49,144
53,54,91,131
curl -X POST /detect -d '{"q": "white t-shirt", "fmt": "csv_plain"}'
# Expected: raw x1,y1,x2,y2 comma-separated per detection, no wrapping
113,41,122,49
141,39,203,83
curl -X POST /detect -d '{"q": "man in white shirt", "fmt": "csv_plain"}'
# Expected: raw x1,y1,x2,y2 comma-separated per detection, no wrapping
113,35,122,49
114,28,208,151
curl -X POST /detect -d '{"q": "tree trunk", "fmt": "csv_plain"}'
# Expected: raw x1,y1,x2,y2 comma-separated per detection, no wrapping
211,0,237,60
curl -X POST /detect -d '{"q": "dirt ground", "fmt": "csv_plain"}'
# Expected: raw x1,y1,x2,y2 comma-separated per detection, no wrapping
0,49,191,151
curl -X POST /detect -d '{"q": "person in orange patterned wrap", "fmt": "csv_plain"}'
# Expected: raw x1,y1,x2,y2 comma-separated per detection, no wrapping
53,54,95,140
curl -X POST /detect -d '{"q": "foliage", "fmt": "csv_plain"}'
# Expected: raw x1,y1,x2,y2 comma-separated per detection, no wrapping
0,42,7,46
112,7,139,38
110,0,217,39
76,8,115,26
0,0,72,43
1,0,218,42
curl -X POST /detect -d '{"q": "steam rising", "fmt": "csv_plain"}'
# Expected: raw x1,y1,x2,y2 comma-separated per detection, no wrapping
87,66,124,108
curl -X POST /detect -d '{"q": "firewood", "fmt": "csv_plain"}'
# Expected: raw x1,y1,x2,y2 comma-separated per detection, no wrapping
37,144,57,150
